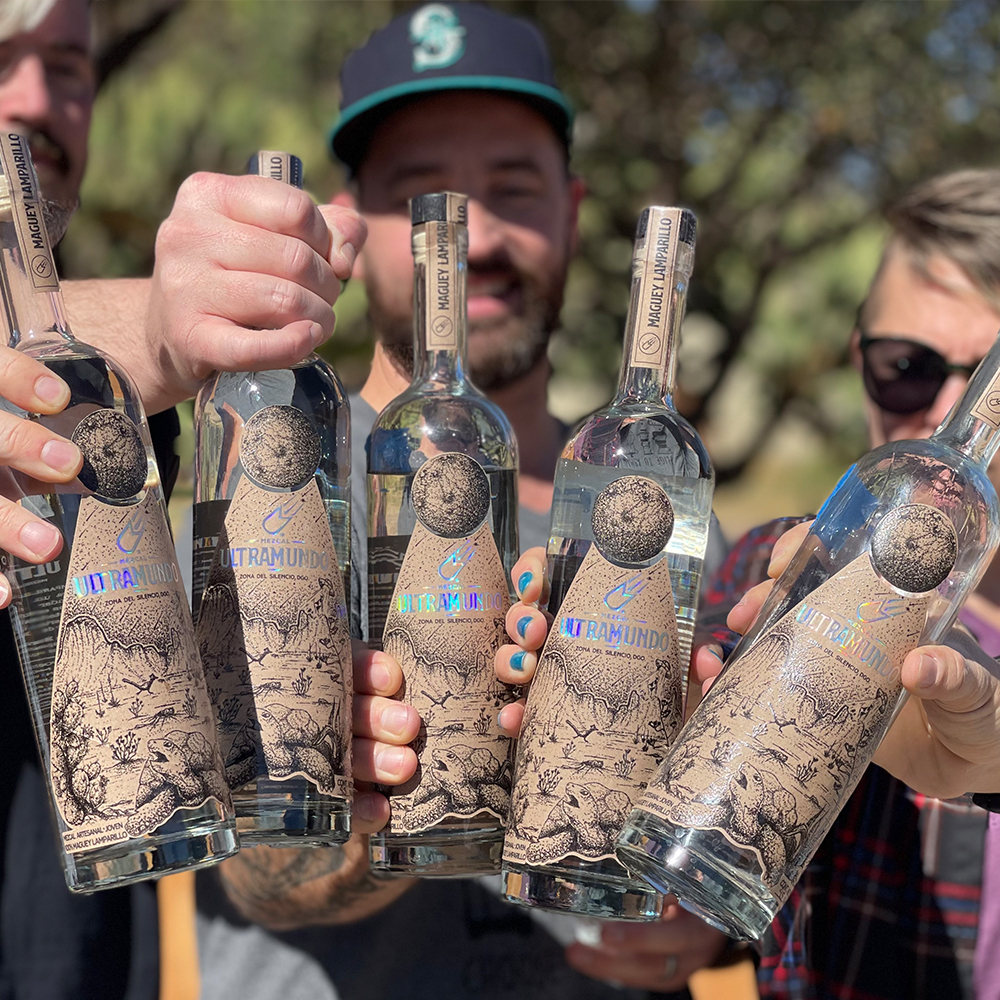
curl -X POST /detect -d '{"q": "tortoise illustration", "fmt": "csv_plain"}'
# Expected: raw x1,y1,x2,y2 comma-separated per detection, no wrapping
256,703,335,791
528,780,632,862
410,452,491,538
870,504,957,593
404,743,511,828
591,476,674,566
72,408,147,500
240,405,321,490
125,730,228,837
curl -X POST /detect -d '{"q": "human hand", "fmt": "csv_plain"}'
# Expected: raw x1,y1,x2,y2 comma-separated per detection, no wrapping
350,639,420,833
142,172,366,410
494,546,549,736
725,518,1000,798
0,347,84,605
565,902,729,993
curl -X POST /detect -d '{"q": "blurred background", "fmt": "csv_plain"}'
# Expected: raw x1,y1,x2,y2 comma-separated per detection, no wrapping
76,0,1000,542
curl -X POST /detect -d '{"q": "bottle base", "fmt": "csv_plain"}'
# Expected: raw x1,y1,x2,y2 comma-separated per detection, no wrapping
234,789,351,847
64,812,238,893
502,862,662,920
616,809,777,941
370,826,504,877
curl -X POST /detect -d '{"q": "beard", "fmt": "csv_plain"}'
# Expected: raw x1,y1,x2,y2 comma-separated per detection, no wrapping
369,252,567,391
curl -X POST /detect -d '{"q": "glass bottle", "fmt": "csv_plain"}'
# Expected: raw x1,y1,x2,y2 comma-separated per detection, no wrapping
617,334,1000,940
502,207,713,920
193,152,353,845
0,132,236,891
367,192,519,876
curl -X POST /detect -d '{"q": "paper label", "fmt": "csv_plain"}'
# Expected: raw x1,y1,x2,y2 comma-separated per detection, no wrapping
195,404,352,801
636,504,957,902
50,491,228,854
254,150,293,184
970,369,1000,429
381,452,515,834
629,209,684,370
504,477,683,866
0,132,59,292
424,221,459,351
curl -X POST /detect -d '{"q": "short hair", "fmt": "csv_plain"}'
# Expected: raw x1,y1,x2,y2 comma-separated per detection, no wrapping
0,0,58,42
868,169,1000,319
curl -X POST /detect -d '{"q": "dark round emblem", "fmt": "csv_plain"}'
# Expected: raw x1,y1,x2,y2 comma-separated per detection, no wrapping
870,504,957,594
411,452,491,538
72,409,147,500
240,405,320,490
591,475,674,566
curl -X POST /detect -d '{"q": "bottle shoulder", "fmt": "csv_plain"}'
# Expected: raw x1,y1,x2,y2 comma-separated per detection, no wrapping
369,384,516,474
561,403,712,479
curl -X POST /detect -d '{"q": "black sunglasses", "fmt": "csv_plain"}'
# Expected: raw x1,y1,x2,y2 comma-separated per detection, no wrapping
858,328,981,415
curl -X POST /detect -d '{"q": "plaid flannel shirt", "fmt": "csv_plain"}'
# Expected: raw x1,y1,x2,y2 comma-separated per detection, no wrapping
700,519,987,1000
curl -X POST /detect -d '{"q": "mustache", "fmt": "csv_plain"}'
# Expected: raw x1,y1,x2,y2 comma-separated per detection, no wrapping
22,126,72,180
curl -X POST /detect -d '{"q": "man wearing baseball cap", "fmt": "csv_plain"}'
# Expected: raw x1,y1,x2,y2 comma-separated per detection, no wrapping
200,5,734,999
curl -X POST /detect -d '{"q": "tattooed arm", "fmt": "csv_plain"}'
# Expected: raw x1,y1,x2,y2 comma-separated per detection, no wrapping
218,641,422,928
218,834,414,929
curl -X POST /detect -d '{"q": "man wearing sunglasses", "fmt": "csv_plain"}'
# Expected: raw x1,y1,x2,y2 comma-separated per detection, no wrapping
703,168,1000,1000
501,168,1000,998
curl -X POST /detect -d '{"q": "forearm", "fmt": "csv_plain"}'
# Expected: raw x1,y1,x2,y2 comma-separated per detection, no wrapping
62,278,177,414
217,833,414,930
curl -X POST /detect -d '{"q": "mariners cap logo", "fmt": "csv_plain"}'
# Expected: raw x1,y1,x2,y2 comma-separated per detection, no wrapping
409,3,466,72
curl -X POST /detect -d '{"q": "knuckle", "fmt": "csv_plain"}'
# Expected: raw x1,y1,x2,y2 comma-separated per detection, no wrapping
281,188,317,235
0,417,35,460
268,279,303,319
282,236,316,285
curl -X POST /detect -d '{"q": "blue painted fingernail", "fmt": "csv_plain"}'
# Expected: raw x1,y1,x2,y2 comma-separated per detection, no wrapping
517,571,533,596
708,646,724,662
516,615,532,639
510,650,527,671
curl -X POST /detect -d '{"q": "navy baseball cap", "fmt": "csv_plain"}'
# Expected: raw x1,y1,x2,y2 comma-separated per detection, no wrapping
330,2,574,170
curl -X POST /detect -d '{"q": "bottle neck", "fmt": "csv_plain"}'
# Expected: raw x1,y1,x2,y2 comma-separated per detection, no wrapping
613,227,693,408
411,220,469,389
931,331,1000,466
0,215,72,353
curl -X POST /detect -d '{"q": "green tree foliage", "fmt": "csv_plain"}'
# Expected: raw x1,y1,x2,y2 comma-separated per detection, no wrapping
73,0,1000,530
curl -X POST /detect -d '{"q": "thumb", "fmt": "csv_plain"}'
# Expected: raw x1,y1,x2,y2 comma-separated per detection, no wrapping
901,644,994,714
318,203,366,281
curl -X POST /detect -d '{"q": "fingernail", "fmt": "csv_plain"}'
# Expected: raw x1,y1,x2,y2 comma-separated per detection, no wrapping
497,707,508,729
34,375,68,406
510,650,528,672
370,657,392,691
341,242,357,270
517,571,533,596
917,653,939,689
310,322,325,346
516,615,532,639
375,746,408,776
355,793,380,823
574,920,603,947
19,520,60,557
383,702,412,735
41,439,81,475
708,645,724,662
0,574,9,607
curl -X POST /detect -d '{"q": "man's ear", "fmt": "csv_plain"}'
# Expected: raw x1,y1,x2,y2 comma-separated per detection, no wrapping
566,174,586,255
330,190,364,280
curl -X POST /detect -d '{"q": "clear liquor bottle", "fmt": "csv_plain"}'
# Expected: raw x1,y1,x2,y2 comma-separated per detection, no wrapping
0,133,236,891
617,333,1000,940
193,152,353,845
501,207,713,919
367,192,519,877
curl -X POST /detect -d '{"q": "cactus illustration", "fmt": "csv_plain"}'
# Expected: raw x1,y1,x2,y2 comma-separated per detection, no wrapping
50,682,109,824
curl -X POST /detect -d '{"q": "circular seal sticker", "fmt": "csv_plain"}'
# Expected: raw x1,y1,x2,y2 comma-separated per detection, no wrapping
411,452,491,538
870,504,957,594
591,475,674,567
73,409,147,500
240,405,321,490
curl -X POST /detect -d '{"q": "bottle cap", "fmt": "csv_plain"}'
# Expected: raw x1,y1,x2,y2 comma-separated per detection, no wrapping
411,192,468,227
247,151,304,189
636,206,697,247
